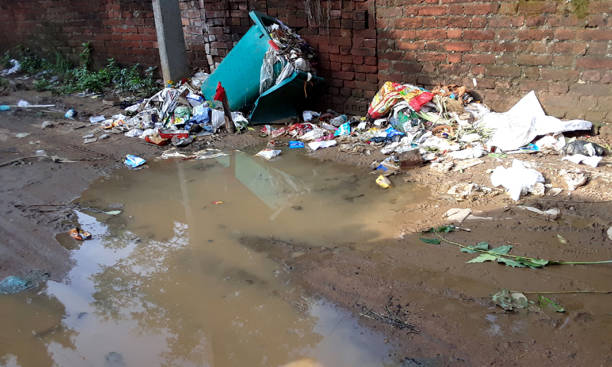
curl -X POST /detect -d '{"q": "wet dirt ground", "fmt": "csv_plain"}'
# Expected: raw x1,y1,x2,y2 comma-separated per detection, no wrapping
1,87,612,366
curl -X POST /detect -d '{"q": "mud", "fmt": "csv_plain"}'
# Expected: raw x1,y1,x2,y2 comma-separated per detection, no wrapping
1,86,612,366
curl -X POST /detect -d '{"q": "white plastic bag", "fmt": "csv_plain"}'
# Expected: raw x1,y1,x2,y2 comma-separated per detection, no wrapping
490,159,545,201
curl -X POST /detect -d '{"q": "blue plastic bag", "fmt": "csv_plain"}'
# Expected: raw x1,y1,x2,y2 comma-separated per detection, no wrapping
289,141,305,149
0,271,49,295
124,154,146,168
334,122,351,137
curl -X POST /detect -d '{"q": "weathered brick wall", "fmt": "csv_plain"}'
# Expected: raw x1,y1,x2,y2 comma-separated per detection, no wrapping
1,0,610,121
0,0,158,68
377,0,611,122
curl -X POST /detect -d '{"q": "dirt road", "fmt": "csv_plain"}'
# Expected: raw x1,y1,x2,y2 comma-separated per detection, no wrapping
1,86,612,365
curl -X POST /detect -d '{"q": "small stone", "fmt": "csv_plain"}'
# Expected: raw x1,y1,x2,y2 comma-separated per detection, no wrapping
83,137,97,144
41,121,54,129
430,161,454,173
607,227,612,241
531,182,546,196
99,134,110,140
444,208,472,223
82,133,95,139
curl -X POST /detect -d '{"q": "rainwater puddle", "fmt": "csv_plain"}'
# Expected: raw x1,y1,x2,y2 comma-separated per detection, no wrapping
1,150,425,366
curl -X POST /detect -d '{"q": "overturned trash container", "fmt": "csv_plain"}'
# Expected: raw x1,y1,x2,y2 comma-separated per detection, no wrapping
201,11,322,124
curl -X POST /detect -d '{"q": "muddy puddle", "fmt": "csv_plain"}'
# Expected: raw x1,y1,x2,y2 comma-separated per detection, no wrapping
1,151,426,367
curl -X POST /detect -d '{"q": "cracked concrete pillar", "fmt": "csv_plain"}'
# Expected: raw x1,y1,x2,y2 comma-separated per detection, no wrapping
152,0,189,83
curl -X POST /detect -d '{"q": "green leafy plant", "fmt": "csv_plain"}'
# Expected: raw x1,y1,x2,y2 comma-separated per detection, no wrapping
7,43,159,96
1,52,12,69
420,230,612,269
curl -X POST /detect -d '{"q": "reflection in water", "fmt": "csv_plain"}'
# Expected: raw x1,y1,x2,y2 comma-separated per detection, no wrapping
1,151,418,366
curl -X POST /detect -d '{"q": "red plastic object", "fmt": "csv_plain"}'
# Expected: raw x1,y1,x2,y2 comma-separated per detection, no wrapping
214,82,227,102
159,130,189,140
409,92,434,112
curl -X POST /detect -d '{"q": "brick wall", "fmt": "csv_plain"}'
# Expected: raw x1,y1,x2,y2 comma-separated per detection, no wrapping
0,0,158,68
1,0,610,121
377,0,611,122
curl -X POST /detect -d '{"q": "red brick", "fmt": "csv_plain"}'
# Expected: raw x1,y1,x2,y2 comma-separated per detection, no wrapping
444,42,473,52
518,29,553,41
415,29,446,40
581,70,601,82
418,6,448,16
463,54,495,65
463,30,495,40
576,57,612,69
517,54,552,66
447,29,462,39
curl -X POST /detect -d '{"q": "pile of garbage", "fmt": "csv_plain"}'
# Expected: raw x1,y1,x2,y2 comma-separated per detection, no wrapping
259,21,316,94
86,73,248,148
252,81,604,197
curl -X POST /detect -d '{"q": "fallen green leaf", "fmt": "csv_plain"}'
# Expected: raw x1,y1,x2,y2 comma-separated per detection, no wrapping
460,242,489,254
432,234,612,269
539,295,565,313
467,253,498,263
488,245,512,255
423,225,456,234
420,237,441,245
496,257,527,268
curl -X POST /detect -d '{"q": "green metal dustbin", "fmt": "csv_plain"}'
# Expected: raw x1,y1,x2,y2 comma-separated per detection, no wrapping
201,11,276,111
201,11,323,124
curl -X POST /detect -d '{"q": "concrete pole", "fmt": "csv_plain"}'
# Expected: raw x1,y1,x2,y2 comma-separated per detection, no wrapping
152,0,189,83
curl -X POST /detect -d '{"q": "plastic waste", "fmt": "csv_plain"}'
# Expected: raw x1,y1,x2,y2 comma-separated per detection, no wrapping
0,271,49,295
17,100,30,107
563,140,605,157
0,59,21,76
302,110,319,122
516,206,560,220
448,147,485,160
334,122,351,137
562,154,602,168
0,105,10,111
308,140,337,151
376,175,391,189
171,136,194,147
480,91,592,151
255,149,282,160
124,154,146,168
301,128,327,141
231,111,249,131
210,109,226,132
187,92,204,107
89,115,106,124
289,141,304,149
69,228,92,241
490,159,545,201
65,108,77,119
535,134,565,152
330,115,348,127
368,82,430,119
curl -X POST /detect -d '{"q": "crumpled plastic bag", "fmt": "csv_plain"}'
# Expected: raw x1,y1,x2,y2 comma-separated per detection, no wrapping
490,159,545,201
368,82,430,119
480,91,592,151
0,271,49,295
